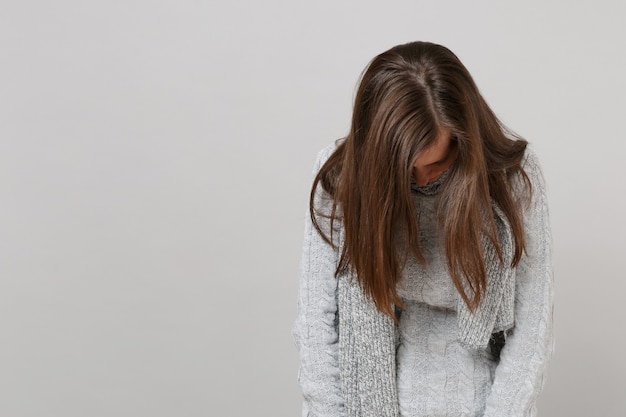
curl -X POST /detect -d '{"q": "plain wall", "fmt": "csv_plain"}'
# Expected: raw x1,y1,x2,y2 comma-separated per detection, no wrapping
1,1,625,416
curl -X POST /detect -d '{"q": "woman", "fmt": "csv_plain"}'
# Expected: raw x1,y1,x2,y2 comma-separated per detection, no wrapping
292,41,554,417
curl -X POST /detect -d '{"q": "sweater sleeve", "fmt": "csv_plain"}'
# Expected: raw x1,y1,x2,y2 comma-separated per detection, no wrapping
292,144,347,417
482,148,555,417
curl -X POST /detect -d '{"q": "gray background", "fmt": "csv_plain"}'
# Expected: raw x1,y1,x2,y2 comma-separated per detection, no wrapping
1,1,624,416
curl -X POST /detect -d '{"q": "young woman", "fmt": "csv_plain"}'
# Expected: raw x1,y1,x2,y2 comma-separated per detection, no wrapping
292,41,554,417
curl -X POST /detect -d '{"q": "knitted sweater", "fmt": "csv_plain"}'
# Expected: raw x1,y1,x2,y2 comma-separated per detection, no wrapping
292,141,554,417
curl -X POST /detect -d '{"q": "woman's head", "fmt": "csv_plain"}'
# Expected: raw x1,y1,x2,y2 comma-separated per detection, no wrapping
349,42,499,191
311,41,530,321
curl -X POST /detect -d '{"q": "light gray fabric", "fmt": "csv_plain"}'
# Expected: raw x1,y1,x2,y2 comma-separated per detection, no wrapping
293,141,554,417
337,273,399,417
395,192,496,417
337,197,514,417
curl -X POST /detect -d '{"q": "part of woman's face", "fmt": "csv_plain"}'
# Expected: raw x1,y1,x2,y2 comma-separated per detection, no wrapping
412,129,457,186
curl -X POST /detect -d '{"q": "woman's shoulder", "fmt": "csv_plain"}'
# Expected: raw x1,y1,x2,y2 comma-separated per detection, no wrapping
314,138,344,169
520,145,548,189
515,145,549,213
520,145,544,176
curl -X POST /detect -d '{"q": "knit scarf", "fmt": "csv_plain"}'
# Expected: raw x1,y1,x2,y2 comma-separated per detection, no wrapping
336,202,515,417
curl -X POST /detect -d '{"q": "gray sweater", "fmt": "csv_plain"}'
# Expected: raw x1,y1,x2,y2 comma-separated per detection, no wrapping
292,142,554,417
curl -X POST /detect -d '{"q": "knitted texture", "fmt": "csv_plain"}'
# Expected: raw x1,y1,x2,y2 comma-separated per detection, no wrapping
338,271,399,417
482,149,555,417
456,202,515,349
292,143,347,417
336,202,514,417
293,141,554,417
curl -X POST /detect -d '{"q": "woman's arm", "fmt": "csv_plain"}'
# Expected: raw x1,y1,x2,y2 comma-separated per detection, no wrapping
292,144,347,417
482,148,555,417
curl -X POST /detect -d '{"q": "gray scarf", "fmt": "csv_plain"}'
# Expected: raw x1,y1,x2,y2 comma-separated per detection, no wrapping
336,202,515,417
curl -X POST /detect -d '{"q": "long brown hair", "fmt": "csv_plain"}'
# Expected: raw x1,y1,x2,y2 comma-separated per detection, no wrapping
310,41,531,321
